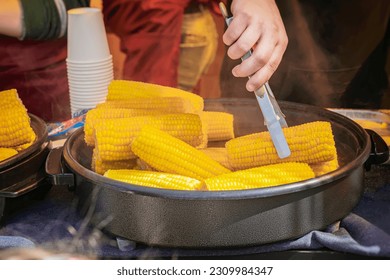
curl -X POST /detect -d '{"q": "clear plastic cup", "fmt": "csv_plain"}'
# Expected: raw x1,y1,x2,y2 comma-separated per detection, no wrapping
67,8,111,62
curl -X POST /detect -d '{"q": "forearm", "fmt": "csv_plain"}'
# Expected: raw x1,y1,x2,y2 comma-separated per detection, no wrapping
1,0,90,40
0,0,23,38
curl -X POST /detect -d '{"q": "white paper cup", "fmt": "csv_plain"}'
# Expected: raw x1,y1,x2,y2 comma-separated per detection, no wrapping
70,94,107,101
70,101,104,113
69,87,108,94
70,99,105,105
67,8,110,62
67,63,113,71
66,61,113,70
67,66,113,75
67,70,113,77
66,55,112,65
67,73,113,82
68,76,113,85
69,92,108,99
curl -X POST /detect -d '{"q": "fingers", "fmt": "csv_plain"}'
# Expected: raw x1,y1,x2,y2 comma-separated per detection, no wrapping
244,42,286,91
221,0,288,91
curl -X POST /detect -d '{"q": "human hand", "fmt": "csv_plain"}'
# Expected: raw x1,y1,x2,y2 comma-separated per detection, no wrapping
222,0,288,92
0,0,22,38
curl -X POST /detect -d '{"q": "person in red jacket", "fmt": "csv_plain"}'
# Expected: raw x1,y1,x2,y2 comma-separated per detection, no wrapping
0,0,90,122
102,0,288,92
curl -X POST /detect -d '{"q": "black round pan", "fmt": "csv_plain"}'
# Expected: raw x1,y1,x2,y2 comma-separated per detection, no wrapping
54,99,386,247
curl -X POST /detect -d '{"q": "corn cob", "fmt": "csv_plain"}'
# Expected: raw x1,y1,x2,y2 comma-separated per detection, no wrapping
383,136,390,146
107,80,204,112
92,148,137,174
205,162,315,191
200,111,235,141
0,89,36,148
0,147,18,162
13,140,34,151
310,157,339,176
226,121,337,170
199,147,232,170
84,107,166,146
95,113,206,161
97,97,196,113
353,119,388,129
0,89,22,108
132,126,231,180
104,169,205,191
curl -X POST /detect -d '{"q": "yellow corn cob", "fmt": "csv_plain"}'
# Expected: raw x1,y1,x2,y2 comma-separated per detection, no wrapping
0,89,22,108
92,148,137,175
353,119,388,129
132,126,231,180
95,113,206,161
382,136,390,146
0,89,36,148
104,169,204,191
97,97,196,113
199,147,232,170
13,140,34,151
310,157,339,176
205,162,315,191
200,111,234,141
84,107,166,146
0,147,18,162
226,121,337,170
107,80,204,112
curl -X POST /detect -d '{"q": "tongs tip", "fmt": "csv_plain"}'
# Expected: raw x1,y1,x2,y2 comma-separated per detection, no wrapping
219,2,229,19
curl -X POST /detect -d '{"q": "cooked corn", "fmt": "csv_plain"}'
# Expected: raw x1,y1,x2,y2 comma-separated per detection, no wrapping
0,89,22,108
353,119,388,129
84,107,165,146
0,89,36,147
104,169,204,191
97,96,195,113
200,111,235,141
92,148,137,175
310,157,339,176
0,147,18,162
95,113,205,161
132,126,231,180
199,147,232,170
226,121,337,170
205,162,315,191
107,80,204,112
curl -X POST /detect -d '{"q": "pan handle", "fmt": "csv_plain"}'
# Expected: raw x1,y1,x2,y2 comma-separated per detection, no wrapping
45,146,75,191
364,129,389,171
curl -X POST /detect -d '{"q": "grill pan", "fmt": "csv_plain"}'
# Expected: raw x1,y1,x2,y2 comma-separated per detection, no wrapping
0,114,50,222
47,99,389,248
0,114,48,171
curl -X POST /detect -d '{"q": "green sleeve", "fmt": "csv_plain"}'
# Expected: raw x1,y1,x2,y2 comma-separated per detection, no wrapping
20,0,90,40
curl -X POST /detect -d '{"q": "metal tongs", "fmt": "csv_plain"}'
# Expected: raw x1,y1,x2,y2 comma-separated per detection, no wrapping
219,2,291,158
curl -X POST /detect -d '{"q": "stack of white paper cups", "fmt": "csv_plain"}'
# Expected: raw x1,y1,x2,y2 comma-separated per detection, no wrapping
66,7,113,116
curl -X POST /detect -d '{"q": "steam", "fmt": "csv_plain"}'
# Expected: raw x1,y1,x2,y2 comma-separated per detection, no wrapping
281,0,338,107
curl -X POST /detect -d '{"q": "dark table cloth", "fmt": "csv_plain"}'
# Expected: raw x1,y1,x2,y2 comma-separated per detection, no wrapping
0,165,389,259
